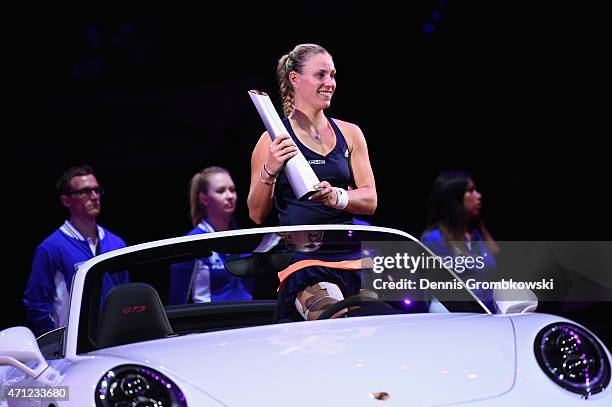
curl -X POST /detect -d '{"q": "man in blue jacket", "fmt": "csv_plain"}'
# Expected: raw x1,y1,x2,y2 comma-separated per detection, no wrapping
24,165,129,336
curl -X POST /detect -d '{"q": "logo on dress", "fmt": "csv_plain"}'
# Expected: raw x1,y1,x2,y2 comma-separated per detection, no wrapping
309,159,326,165
344,149,349,158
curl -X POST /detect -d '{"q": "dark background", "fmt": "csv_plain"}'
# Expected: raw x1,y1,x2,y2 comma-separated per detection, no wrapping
6,1,611,344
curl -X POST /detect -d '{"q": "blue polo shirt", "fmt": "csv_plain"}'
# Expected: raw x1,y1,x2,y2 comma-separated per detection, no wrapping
168,221,253,305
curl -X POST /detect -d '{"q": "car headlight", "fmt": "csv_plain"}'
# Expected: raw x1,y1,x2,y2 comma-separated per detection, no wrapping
535,322,610,397
95,364,187,407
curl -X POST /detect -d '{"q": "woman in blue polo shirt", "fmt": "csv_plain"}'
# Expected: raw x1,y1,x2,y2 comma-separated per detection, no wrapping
421,171,500,312
169,166,252,304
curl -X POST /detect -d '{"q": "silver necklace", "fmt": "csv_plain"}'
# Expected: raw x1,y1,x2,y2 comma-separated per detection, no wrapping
311,120,331,142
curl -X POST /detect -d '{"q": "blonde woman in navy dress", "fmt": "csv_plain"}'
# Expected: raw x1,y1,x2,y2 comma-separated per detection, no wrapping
247,44,377,321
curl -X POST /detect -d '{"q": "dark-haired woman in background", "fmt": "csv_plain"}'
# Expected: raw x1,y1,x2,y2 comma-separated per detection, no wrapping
421,171,499,312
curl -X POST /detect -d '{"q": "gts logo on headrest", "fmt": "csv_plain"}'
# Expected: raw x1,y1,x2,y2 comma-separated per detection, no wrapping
122,305,148,314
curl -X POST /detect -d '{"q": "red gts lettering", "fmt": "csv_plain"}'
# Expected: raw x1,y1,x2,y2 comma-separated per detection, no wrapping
122,305,148,314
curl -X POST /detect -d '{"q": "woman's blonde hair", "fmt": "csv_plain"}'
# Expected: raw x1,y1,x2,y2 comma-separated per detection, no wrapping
277,43,329,117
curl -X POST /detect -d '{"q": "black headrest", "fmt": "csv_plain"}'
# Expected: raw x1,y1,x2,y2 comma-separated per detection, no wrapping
97,283,173,348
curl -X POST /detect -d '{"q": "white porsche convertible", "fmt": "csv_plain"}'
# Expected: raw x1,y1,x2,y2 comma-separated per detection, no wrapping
1,225,610,406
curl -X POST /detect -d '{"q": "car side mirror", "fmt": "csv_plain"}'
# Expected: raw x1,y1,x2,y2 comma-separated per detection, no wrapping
0,326,49,379
493,288,538,314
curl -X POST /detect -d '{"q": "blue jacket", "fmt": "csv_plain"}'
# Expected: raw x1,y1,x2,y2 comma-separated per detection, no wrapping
24,221,129,336
168,221,253,305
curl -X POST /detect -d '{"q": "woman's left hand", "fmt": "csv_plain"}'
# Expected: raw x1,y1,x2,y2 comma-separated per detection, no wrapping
309,181,338,208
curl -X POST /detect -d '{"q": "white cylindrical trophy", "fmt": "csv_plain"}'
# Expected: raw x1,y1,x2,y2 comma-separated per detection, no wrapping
248,90,320,200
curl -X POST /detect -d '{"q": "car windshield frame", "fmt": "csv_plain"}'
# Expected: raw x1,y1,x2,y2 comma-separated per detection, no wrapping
62,225,490,356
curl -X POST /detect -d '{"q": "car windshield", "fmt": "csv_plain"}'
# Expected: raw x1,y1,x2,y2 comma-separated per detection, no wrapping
74,225,488,354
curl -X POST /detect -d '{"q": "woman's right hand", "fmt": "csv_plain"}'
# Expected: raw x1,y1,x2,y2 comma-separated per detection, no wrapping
266,134,299,174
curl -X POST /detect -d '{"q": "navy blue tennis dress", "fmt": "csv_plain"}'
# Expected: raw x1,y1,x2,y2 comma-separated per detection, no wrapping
274,116,354,225
275,116,363,321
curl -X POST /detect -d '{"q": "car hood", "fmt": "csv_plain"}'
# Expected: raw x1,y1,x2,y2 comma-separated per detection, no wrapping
96,313,515,406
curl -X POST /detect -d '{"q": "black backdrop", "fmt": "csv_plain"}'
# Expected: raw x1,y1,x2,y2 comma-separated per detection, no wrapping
6,1,610,344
